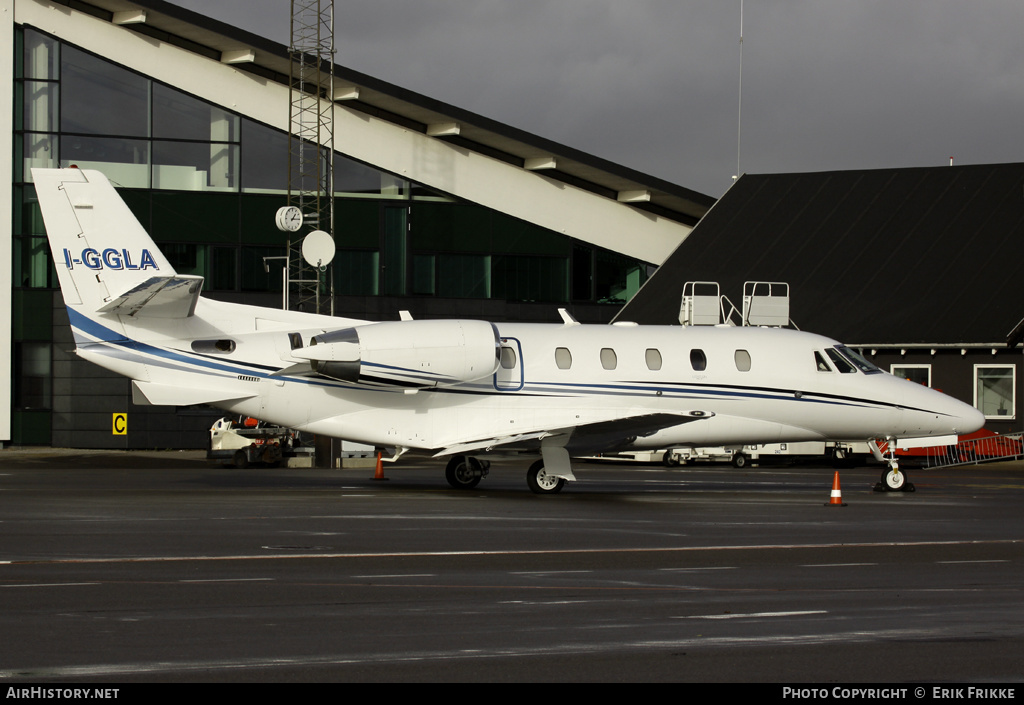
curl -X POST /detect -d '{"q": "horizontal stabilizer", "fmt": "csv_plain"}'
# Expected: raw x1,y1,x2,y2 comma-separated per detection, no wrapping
132,380,256,407
98,275,204,318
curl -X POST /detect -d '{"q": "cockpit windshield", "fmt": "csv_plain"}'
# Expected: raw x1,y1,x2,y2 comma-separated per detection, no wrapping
834,345,882,374
825,348,856,373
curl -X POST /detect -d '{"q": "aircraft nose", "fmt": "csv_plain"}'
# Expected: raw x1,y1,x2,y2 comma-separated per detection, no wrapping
899,381,985,437
958,403,986,435
922,387,985,436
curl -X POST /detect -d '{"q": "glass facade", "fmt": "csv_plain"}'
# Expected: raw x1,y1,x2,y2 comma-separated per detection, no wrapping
10,27,653,444
14,28,648,301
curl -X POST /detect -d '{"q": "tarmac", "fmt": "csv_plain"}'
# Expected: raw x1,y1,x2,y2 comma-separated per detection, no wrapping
3,448,1023,682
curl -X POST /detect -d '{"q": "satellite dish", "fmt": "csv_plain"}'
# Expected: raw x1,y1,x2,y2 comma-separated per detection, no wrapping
301,230,336,270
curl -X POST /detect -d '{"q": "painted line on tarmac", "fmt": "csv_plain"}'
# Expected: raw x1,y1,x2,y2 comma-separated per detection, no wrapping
2,582,100,588
178,577,275,583
1,538,1020,567
677,610,827,620
937,559,1010,564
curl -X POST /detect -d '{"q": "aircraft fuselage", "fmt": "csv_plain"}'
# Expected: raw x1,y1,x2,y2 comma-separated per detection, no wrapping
73,299,981,456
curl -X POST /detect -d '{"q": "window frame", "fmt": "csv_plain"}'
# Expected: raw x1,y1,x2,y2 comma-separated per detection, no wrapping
891,364,931,387
974,364,1016,420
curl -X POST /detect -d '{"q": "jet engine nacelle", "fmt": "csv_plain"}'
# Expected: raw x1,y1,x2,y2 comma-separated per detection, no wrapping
294,319,500,388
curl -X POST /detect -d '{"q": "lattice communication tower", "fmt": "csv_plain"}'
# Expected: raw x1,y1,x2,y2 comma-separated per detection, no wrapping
286,0,335,314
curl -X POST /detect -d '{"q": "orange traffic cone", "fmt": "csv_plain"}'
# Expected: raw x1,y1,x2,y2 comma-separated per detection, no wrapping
372,451,389,481
825,471,846,506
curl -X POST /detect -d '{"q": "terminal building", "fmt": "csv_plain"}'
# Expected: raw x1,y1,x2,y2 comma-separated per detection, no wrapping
2,0,713,447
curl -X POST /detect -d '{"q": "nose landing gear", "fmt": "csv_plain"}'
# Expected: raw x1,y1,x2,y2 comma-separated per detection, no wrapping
880,463,914,491
876,441,916,492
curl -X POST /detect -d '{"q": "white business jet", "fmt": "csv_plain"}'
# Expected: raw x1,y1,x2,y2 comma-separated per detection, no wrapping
33,168,984,493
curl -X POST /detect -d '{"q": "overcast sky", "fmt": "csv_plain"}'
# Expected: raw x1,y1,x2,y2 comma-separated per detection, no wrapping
171,0,1024,198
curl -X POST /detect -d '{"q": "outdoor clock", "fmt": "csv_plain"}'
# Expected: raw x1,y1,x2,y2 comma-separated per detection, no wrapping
275,206,304,232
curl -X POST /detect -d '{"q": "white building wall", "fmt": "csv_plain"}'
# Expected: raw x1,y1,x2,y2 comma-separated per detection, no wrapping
1,0,15,442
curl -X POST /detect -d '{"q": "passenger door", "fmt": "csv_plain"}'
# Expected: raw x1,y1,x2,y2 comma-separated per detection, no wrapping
493,337,524,391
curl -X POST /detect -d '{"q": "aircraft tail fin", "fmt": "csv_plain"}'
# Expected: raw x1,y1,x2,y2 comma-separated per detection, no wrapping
32,168,199,317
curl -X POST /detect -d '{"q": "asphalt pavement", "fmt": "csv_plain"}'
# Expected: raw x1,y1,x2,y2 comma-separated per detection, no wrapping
2,449,1022,683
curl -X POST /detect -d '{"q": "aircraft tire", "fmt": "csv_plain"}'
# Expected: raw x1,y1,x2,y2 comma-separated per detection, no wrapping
663,452,680,468
881,466,906,491
527,459,565,495
732,452,748,468
445,455,482,490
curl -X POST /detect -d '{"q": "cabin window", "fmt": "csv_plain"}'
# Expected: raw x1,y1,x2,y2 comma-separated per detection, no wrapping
814,351,833,372
826,348,857,374
735,349,751,372
600,348,617,370
499,347,517,369
191,339,236,354
690,349,707,372
555,347,573,370
645,348,662,371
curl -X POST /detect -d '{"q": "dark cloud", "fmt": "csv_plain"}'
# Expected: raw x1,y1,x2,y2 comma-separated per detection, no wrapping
170,1,1024,197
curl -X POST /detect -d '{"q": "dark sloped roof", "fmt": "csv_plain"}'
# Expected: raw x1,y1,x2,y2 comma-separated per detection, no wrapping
617,163,1024,345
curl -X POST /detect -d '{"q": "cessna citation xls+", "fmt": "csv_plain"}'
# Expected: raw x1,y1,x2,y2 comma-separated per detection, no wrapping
33,168,985,493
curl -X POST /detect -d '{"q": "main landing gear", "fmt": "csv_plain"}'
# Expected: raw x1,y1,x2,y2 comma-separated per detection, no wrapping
443,455,568,494
445,455,488,490
526,459,565,494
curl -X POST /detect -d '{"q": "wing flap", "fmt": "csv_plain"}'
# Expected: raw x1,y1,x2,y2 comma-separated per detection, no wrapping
433,431,551,458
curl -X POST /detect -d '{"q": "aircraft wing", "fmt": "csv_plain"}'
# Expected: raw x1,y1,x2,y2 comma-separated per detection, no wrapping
560,411,711,454
433,409,712,458
98,275,205,318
